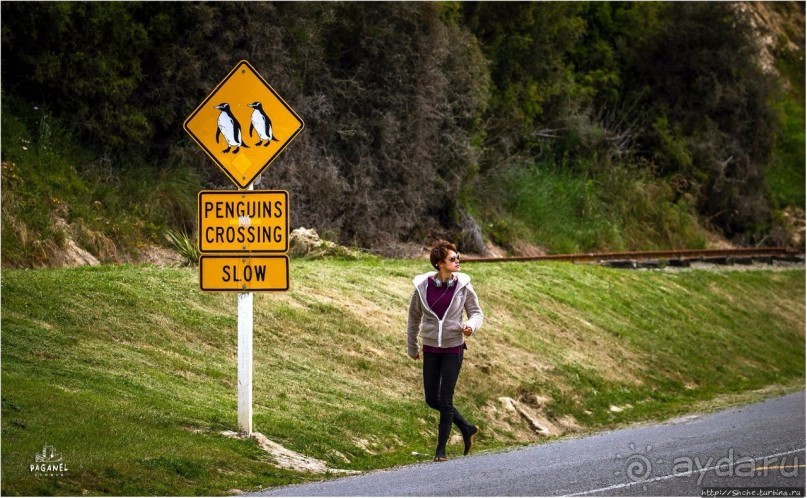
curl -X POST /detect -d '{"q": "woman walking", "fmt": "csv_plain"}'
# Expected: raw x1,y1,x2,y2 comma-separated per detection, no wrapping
406,240,484,462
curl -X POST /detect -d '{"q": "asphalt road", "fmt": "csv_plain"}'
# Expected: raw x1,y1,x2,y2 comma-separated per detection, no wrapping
252,391,805,496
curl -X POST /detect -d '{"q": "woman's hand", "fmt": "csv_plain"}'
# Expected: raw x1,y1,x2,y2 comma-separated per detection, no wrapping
410,352,420,360
463,326,473,337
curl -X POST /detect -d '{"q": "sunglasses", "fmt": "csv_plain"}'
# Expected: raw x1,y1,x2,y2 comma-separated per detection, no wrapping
447,255,460,263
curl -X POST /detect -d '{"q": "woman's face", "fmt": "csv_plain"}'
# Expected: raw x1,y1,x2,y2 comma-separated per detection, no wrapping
442,251,460,273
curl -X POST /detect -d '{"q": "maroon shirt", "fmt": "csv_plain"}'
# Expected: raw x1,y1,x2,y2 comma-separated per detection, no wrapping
426,276,456,319
423,276,465,355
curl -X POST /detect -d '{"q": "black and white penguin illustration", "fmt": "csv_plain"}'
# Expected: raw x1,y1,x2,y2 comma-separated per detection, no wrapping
214,103,250,154
248,101,279,147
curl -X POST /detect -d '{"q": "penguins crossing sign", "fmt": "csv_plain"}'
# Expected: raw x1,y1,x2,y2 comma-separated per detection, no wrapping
196,190,290,291
197,190,288,254
185,63,299,437
184,60,304,189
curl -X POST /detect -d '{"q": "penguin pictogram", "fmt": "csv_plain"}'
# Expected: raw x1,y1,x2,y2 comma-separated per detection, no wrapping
248,101,279,147
214,103,250,154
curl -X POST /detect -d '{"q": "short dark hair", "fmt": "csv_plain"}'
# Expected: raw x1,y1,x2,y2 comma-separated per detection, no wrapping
430,240,457,270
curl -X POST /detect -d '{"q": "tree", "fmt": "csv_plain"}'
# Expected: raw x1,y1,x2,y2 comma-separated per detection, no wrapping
462,3,585,167
624,2,779,240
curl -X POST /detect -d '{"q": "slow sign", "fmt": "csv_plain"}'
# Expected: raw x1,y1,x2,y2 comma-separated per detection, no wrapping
200,255,289,292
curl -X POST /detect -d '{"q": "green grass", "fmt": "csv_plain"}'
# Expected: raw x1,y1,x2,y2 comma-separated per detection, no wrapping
767,26,806,211
473,164,708,254
768,94,806,209
1,260,804,495
478,166,617,253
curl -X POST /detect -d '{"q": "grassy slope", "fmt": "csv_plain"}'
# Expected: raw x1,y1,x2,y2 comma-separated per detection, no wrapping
471,165,710,255
1,260,804,495
1,106,198,268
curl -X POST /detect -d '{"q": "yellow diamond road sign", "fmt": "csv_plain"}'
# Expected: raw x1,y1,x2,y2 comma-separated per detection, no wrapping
184,60,304,189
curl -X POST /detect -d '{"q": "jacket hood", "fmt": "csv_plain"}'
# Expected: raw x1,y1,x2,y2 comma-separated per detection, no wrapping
413,271,471,290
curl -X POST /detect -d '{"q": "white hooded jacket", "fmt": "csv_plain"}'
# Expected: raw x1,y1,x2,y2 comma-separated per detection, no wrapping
406,271,483,357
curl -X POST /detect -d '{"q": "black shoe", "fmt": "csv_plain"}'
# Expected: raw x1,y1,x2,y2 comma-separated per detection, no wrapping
463,425,478,456
434,448,448,462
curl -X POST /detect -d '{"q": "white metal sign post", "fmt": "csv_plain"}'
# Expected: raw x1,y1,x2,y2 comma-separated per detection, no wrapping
237,181,254,435
237,290,254,433
185,61,303,437
237,291,253,433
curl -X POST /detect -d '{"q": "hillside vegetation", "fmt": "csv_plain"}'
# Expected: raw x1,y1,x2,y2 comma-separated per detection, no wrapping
1,2,804,268
2,260,804,495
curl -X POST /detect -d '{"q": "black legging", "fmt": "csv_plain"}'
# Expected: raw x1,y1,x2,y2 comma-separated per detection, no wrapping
423,351,473,452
